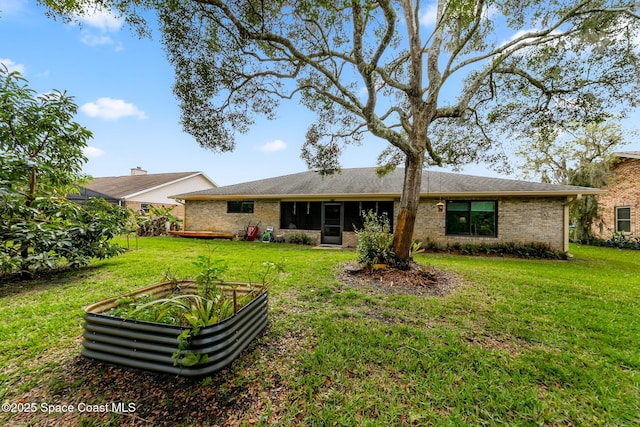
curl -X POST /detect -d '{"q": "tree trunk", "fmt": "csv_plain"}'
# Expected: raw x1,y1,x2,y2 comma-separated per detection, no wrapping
20,166,37,278
393,152,425,263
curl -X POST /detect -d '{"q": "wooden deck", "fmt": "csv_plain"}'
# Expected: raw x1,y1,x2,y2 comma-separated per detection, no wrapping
168,230,236,240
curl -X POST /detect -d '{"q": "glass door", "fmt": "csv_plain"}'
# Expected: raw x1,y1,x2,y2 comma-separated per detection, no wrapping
321,203,343,245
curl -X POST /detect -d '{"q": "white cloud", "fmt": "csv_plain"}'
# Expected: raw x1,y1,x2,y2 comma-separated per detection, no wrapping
0,0,28,16
72,4,124,51
79,33,123,51
259,139,287,152
81,33,114,47
0,58,25,74
83,146,105,158
420,3,500,28
419,3,439,27
81,97,147,120
76,6,123,32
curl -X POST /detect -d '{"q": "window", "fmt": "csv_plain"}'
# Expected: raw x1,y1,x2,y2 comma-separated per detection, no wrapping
616,206,631,233
280,202,322,229
227,201,254,214
140,203,150,214
446,200,497,237
343,201,394,231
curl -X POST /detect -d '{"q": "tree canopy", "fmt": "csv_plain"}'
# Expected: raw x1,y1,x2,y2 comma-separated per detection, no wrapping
38,0,640,260
515,120,631,242
0,67,128,276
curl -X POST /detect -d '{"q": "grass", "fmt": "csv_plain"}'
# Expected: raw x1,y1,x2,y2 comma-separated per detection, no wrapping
0,237,638,426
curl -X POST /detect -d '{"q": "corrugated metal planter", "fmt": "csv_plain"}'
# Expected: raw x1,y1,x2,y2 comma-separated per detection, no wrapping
81,280,267,377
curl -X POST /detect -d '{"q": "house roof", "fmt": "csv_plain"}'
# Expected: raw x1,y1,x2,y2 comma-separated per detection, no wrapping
67,187,119,203
86,172,215,199
615,151,640,160
172,167,603,200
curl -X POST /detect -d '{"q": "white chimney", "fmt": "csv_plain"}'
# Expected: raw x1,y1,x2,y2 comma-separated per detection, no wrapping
131,166,147,176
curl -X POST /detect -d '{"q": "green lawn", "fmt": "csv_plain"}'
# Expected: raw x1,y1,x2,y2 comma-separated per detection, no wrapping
0,237,638,426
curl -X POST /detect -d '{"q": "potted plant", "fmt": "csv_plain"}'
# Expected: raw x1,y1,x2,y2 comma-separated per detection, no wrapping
81,253,283,377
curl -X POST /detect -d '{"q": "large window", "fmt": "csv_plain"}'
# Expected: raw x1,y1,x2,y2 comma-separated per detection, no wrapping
343,201,394,231
616,206,631,233
280,202,322,230
446,200,497,237
279,201,394,231
227,201,254,213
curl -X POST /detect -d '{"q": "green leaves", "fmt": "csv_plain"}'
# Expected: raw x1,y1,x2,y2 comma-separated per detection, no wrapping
0,68,127,276
355,209,395,267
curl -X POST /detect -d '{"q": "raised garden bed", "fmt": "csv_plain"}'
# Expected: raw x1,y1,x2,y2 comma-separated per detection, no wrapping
81,280,267,377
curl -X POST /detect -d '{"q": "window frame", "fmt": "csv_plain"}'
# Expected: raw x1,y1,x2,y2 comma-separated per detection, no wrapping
227,201,255,214
445,200,498,237
615,206,631,233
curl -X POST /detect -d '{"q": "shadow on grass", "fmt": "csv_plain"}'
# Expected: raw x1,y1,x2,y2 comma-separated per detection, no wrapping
4,325,291,427
0,264,109,299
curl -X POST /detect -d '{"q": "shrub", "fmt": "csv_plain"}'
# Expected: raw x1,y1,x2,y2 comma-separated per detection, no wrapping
287,233,315,245
419,240,568,260
0,196,128,275
590,232,640,250
355,210,395,267
136,205,179,236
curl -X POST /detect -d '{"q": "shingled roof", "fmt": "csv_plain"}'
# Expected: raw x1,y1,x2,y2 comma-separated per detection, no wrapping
616,151,640,160
86,172,205,200
173,167,603,200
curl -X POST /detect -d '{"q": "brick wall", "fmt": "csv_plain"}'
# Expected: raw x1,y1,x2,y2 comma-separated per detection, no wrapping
184,197,568,250
413,197,567,251
593,158,640,239
184,200,279,236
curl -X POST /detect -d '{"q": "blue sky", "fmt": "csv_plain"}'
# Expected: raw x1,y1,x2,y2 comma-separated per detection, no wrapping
1,1,639,186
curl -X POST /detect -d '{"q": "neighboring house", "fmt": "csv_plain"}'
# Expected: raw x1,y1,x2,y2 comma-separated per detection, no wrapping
593,151,640,239
70,167,217,218
171,167,603,252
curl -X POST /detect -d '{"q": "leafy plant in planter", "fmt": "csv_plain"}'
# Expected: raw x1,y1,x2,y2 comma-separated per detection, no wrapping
83,252,285,375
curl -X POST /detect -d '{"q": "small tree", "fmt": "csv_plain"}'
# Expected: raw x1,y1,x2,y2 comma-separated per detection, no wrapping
355,210,395,267
0,67,127,276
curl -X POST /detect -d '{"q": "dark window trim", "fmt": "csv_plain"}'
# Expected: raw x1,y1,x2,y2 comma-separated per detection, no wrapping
227,201,254,214
445,200,498,237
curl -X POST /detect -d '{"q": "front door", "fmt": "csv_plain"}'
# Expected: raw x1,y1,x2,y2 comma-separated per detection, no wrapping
321,203,343,245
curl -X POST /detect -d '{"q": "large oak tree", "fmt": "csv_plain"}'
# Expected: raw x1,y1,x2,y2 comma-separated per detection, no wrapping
40,0,640,261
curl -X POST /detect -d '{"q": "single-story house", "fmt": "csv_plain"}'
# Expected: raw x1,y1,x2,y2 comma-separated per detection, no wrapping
593,151,640,238
70,167,217,219
171,167,603,251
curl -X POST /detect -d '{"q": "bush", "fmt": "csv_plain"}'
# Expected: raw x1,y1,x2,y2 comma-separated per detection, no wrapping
355,210,395,267
287,233,315,245
590,232,640,250
0,196,128,275
417,240,568,260
136,205,179,236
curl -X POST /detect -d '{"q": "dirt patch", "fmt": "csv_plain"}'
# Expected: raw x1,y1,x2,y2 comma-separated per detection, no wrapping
336,262,463,297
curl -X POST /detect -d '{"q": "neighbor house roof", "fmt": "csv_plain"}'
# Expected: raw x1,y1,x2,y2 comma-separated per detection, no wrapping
86,172,216,200
67,187,119,204
172,167,603,201
615,151,640,160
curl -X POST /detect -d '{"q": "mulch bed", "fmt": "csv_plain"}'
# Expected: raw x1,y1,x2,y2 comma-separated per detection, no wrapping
336,261,463,297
